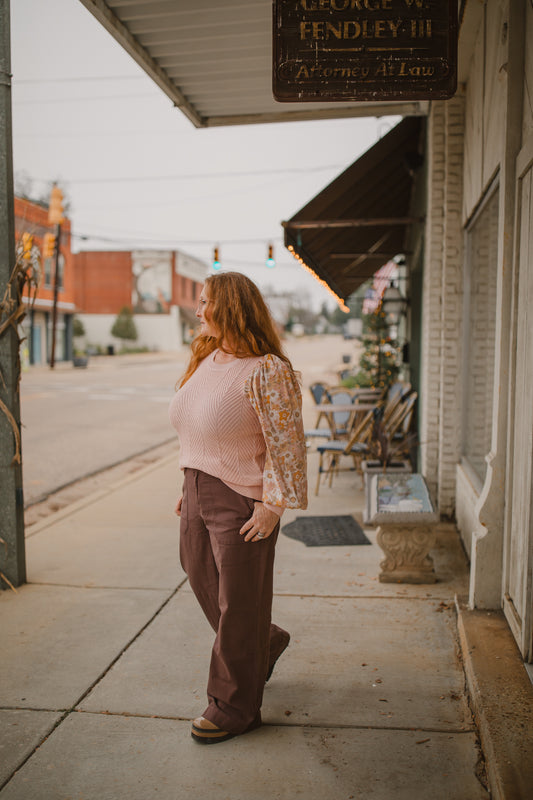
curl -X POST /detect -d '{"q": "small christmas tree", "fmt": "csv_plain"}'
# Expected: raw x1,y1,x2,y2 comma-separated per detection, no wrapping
354,307,400,390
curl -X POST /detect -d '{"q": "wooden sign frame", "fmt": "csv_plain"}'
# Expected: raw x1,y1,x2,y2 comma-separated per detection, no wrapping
273,0,457,102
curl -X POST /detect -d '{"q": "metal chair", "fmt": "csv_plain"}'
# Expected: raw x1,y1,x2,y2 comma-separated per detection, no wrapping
304,382,332,441
315,388,417,495
305,387,357,443
315,408,375,494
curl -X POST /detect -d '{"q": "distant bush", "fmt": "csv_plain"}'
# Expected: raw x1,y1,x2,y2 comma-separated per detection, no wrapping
72,317,85,337
111,307,138,342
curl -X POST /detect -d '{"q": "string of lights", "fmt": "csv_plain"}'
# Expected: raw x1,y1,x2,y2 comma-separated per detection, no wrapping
287,244,349,312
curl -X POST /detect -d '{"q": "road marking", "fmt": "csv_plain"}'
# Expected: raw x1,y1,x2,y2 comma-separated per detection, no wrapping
22,393,54,401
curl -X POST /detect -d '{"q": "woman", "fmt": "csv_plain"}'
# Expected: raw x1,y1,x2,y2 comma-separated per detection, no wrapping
169,271,307,744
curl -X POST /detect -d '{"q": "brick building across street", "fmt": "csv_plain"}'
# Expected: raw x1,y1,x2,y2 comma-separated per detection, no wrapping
73,249,206,353
14,197,206,362
14,196,76,366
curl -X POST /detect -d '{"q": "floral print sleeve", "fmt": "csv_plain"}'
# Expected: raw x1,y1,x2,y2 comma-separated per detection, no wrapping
245,354,308,514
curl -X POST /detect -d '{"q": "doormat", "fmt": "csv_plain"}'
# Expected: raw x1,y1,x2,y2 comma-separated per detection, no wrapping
282,515,371,547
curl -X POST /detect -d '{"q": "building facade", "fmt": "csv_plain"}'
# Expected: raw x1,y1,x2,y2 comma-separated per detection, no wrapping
275,0,533,668
14,196,76,365
73,248,206,352
419,0,533,661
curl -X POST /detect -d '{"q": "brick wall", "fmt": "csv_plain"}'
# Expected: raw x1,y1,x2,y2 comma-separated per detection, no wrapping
420,101,445,501
171,268,201,309
420,95,466,516
14,196,75,309
74,251,132,314
437,96,466,515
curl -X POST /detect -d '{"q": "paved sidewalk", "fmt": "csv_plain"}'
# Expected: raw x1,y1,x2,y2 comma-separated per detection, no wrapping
0,444,494,800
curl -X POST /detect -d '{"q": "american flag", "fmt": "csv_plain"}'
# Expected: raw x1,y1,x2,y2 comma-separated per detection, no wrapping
362,261,398,315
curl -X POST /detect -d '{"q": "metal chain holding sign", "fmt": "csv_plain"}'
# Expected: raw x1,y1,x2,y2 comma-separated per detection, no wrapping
0,235,40,464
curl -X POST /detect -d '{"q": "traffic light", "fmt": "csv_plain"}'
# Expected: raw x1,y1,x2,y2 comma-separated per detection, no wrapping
43,232,56,259
266,243,275,268
22,232,33,260
48,184,64,225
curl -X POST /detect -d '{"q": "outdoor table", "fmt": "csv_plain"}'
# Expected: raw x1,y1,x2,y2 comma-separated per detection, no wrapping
313,402,377,414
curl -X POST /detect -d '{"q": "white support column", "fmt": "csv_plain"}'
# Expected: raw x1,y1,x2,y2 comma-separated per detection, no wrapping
469,0,525,610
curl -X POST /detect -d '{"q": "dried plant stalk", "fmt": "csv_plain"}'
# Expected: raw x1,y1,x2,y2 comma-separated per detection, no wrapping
0,239,40,463
0,537,18,593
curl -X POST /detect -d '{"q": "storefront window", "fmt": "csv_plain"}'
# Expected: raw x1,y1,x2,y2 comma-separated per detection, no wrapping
44,257,53,287
43,253,64,289
57,253,64,290
462,189,499,484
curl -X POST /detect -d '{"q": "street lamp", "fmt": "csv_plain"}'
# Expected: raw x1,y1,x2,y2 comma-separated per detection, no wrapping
47,184,64,369
381,283,408,326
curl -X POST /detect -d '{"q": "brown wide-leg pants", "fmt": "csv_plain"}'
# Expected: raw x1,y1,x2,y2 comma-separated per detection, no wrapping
179,468,289,735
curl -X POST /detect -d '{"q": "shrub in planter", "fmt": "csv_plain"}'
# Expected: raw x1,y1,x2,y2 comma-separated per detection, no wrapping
111,306,138,344
72,317,85,338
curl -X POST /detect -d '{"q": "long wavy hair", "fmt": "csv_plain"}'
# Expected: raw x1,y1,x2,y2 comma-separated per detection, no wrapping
179,272,294,386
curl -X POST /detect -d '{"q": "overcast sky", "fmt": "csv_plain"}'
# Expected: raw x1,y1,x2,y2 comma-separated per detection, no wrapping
10,0,399,310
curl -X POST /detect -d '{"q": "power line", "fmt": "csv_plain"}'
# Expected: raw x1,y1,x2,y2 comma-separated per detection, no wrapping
71,229,302,270
15,129,179,140
71,228,285,247
14,76,146,84
13,93,155,105
30,164,345,185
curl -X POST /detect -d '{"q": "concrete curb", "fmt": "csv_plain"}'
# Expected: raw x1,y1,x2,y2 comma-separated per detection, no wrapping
456,602,533,800
25,453,178,538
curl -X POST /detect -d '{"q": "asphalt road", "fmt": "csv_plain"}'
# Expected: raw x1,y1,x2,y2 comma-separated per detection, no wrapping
19,336,359,508
20,353,187,506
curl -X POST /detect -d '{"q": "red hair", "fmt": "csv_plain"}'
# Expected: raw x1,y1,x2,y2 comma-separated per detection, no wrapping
179,272,293,386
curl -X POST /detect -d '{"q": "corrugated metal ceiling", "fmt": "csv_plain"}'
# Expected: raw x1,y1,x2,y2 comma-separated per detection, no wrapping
78,0,428,127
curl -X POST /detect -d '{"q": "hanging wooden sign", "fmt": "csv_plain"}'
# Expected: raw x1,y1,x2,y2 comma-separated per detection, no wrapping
273,0,457,102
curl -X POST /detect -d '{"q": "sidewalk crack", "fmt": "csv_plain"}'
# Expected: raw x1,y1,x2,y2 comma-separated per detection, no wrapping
0,579,187,793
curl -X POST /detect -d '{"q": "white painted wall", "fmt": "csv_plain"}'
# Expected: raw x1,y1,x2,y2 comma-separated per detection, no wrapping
77,306,182,352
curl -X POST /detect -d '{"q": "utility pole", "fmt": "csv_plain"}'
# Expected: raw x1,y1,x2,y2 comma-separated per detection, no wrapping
48,185,63,369
49,221,61,368
0,0,26,588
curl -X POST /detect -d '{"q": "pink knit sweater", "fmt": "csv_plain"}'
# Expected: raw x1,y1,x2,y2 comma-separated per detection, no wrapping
169,350,307,516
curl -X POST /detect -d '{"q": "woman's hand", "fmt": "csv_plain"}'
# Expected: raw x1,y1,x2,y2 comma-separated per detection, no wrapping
240,502,280,542
174,495,183,517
